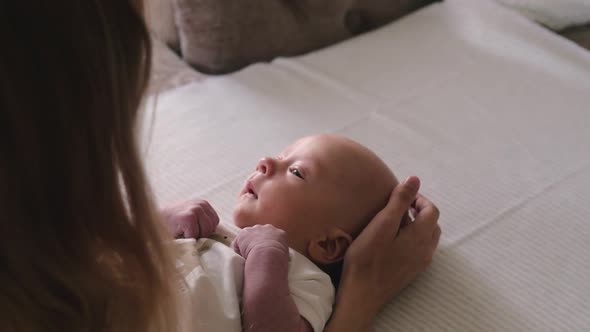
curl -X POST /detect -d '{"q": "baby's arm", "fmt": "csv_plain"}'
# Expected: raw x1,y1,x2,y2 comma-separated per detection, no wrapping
233,225,313,332
160,199,219,239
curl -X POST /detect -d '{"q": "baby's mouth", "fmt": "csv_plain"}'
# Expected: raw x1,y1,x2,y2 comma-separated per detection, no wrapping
246,181,258,199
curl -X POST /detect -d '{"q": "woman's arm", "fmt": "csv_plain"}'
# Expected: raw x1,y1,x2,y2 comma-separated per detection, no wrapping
233,225,312,332
324,281,376,332
325,176,441,331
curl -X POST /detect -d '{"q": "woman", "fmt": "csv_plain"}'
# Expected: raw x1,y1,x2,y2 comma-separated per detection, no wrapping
0,1,440,331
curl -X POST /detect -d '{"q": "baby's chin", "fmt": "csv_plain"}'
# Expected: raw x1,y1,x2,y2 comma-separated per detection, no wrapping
232,208,255,229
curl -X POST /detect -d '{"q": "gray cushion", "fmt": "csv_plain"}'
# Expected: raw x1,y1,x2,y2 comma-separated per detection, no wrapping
173,0,437,74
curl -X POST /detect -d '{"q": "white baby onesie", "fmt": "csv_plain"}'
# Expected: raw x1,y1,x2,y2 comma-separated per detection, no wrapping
175,222,335,332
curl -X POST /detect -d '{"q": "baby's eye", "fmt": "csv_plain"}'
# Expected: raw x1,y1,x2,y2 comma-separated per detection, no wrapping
289,167,304,179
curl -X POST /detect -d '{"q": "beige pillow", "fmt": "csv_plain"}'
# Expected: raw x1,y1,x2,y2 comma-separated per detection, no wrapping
173,0,437,74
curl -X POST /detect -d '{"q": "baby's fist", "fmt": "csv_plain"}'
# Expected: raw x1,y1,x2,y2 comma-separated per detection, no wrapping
232,224,288,259
160,199,219,239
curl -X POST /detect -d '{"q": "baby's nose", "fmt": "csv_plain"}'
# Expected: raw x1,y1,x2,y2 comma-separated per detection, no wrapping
256,157,275,176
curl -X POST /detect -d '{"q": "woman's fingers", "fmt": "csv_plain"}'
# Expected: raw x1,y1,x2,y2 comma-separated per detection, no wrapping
431,224,442,252
367,176,421,239
414,194,439,220
422,225,442,269
433,224,441,240
413,194,440,235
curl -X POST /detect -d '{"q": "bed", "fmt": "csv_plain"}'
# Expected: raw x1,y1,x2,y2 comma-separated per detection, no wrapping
144,0,590,330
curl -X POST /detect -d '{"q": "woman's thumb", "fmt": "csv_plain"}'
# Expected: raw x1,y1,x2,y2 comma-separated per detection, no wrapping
367,176,420,238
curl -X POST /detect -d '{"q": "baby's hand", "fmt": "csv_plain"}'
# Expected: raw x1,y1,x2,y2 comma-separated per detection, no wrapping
232,224,288,259
160,199,219,239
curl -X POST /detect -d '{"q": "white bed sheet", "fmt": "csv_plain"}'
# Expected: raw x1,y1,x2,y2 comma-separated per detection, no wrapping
144,0,590,330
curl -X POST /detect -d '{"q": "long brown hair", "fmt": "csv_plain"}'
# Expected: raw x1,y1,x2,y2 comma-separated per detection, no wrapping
0,1,177,331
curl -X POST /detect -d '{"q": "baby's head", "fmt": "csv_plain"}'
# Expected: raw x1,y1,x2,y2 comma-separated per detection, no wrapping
233,134,397,266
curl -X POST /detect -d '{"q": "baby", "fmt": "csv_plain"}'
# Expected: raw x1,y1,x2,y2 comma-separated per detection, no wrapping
166,134,400,332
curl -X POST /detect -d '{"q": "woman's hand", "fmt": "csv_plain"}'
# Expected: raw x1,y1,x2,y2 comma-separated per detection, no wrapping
159,199,219,239
326,176,441,331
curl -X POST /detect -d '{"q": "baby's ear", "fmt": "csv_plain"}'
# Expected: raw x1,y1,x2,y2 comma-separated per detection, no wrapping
308,228,352,265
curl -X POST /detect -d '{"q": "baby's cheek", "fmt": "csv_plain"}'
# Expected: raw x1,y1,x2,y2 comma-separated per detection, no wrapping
267,201,306,230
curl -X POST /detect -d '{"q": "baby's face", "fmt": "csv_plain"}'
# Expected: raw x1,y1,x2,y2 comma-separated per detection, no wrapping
233,135,395,255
